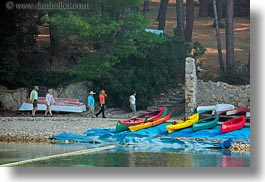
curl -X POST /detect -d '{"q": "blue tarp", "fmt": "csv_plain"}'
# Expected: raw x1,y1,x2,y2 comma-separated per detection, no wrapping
50,123,250,150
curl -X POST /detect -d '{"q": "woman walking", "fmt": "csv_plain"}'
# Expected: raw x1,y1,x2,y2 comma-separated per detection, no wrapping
95,89,107,118
44,89,55,117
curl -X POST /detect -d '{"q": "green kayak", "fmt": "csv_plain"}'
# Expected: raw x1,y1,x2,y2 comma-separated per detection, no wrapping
116,122,130,132
192,114,219,132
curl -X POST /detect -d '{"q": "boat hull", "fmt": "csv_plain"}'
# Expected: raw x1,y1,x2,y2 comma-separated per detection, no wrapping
221,115,246,133
129,113,171,132
196,104,235,115
18,97,86,113
115,106,167,132
192,114,219,132
116,122,130,132
118,106,166,126
166,113,199,134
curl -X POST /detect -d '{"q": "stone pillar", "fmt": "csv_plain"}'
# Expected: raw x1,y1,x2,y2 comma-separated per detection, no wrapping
185,57,197,115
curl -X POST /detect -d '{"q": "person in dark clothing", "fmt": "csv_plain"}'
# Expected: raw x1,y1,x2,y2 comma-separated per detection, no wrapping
95,89,107,118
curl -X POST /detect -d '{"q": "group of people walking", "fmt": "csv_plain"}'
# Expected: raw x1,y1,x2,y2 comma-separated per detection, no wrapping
87,90,137,118
30,86,55,117
29,86,137,118
87,89,108,118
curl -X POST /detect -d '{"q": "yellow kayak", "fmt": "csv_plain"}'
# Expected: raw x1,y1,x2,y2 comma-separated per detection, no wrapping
166,113,199,134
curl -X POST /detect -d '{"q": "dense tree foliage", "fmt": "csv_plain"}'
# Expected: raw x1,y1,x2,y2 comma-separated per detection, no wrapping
1,0,205,109
0,2,38,86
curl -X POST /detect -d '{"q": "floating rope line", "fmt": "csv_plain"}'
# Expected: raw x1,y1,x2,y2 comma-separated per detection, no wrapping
0,145,116,167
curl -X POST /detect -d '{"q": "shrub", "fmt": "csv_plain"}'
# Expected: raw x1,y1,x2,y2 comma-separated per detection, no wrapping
3,71,79,90
92,34,191,110
220,68,250,85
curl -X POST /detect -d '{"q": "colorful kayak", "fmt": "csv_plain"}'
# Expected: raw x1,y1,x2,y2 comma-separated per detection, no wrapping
215,104,235,114
221,115,246,133
129,113,171,132
196,105,216,114
116,106,167,132
216,107,250,122
116,122,130,132
220,107,250,116
196,104,235,114
166,113,199,134
118,106,166,126
192,114,219,132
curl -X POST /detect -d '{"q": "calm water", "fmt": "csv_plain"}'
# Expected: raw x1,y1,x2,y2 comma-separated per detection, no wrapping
0,142,250,167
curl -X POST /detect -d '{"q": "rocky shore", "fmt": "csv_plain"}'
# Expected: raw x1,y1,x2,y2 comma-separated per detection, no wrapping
0,116,119,143
0,115,250,153
0,107,181,143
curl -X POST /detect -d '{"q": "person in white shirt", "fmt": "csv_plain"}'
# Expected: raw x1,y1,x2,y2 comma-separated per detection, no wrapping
129,91,137,117
44,89,55,117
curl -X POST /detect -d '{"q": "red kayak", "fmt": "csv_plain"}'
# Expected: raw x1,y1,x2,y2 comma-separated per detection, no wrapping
218,107,250,116
221,115,246,133
118,106,165,126
216,107,250,122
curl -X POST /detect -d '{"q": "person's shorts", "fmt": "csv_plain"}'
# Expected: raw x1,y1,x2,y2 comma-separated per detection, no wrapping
46,104,51,109
130,104,136,112
33,99,38,108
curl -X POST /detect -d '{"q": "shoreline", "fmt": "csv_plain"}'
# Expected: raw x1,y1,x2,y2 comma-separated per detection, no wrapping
0,116,250,153
0,116,177,142
0,116,118,142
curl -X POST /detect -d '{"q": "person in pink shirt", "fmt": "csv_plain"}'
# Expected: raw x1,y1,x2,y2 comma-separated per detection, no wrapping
44,89,55,117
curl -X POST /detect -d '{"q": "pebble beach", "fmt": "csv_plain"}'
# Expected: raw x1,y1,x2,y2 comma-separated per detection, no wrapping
0,114,250,153
0,116,119,142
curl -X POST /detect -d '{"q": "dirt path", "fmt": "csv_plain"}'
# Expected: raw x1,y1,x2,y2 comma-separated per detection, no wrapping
148,0,250,80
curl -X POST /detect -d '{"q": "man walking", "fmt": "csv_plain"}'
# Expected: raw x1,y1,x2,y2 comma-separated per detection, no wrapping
30,86,39,117
129,91,137,117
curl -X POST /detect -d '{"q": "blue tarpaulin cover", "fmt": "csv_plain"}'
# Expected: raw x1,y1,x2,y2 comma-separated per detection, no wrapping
50,123,250,150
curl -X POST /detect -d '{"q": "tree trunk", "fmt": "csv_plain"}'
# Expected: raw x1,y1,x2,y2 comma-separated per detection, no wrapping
156,0,162,21
174,0,185,40
247,51,250,74
199,0,208,17
213,0,225,28
157,0,169,30
185,0,194,42
175,0,185,39
217,0,223,19
143,0,149,15
213,0,225,75
37,0,44,25
48,23,58,71
225,0,235,74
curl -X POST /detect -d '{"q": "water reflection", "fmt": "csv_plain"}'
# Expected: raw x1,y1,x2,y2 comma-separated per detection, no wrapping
221,155,246,167
0,142,250,167
0,142,92,165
